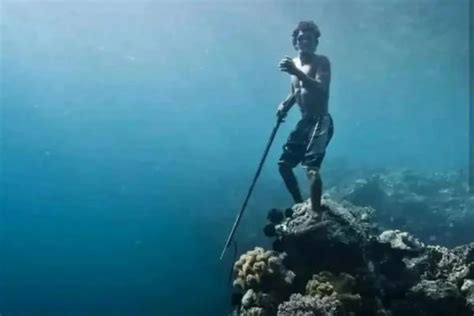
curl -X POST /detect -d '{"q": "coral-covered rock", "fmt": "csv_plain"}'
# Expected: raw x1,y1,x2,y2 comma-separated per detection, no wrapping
378,230,425,252
408,279,468,316
275,198,375,243
231,197,474,316
277,293,344,316
240,306,265,316
232,247,295,315
461,279,474,312
305,277,335,297
239,289,276,315
270,197,377,283
306,272,361,314
233,247,294,293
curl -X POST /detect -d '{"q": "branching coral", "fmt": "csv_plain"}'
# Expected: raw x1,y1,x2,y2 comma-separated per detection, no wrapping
306,278,335,297
233,247,294,293
305,272,361,314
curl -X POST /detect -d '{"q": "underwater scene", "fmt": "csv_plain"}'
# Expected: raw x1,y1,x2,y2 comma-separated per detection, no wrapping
0,1,472,315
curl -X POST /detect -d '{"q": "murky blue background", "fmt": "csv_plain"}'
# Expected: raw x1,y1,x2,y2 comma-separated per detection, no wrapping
0,1,470,315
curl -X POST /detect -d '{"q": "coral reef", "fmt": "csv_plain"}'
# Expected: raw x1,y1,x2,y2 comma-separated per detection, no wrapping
277,293,343,316
230,197,474,316
233,247,295,293
306,272,361,313
326,168,473,246
232,247,295,315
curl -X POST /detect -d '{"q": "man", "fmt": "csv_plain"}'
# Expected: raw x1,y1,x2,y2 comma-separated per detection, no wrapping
276,21,334,215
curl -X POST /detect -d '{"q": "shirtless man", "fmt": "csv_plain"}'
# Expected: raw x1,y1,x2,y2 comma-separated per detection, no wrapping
276,21,334,214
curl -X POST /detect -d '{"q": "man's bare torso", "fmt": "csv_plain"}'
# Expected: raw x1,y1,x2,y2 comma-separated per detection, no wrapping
291,54,329,118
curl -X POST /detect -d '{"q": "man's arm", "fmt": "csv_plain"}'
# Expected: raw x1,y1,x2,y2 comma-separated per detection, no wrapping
276,85,298,120
296,56,331,95
280,85,297,111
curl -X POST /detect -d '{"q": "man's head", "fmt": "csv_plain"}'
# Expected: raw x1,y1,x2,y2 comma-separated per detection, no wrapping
292,21,320,53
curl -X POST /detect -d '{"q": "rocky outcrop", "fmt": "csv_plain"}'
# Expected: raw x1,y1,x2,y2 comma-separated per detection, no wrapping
230,197,474,316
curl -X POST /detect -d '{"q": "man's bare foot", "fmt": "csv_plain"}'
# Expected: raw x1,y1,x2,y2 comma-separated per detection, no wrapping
311,202,328,215
291,212,329,235
302,208,321,224
310,203,322,214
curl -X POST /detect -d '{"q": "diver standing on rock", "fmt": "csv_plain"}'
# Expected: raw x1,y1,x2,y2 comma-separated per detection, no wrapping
277,21,334,216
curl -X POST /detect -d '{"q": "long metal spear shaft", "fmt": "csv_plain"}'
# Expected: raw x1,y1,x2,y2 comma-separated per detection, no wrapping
219,117,284,260
470,0,473,193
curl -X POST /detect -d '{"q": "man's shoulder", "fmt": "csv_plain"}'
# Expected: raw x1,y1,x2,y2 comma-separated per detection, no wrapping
315,54,330,65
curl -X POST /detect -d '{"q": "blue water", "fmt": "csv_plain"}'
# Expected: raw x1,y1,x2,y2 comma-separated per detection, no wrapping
0,1,470,315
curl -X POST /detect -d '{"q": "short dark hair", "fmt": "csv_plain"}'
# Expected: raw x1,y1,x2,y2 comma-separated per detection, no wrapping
292,21,321,48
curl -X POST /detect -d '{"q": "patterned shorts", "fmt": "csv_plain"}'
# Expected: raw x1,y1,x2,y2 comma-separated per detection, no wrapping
278,114,334,170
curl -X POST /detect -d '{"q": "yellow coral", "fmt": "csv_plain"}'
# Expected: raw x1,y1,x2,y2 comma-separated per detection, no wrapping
256,253,266,262
317,282,335,295
246,274,260,287
264,250,273,259
242,261,252,275
253,261,266,273
306,278,335,297
267,256,280,274
247,253,257,265
313,271,356,294
232,247,285,292
305,271,362,313
233,278,245,291
235,257,245,268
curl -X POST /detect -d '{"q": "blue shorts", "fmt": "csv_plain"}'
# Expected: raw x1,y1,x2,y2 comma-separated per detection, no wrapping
278,114,334,170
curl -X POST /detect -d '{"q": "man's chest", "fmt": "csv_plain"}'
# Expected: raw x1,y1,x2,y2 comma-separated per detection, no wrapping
297,58,318,76
291,59,318,87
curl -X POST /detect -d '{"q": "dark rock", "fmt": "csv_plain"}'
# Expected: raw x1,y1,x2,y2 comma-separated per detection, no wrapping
272,239,284,252
232,292,244,306
268,208,284,224
264,224,276,237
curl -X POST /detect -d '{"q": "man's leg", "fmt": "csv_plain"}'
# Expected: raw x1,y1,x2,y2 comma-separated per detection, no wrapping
278,120,306,204
278,163,303,204
303,114,333,213
307,167,323,213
